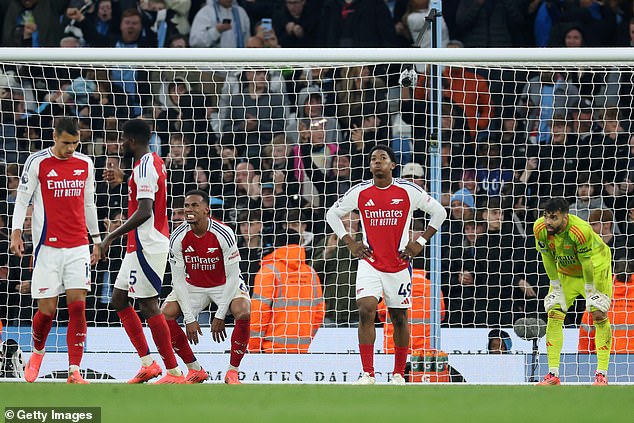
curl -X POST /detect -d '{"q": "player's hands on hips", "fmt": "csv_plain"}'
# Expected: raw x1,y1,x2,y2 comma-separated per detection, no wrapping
346,240,373,261
10,230,24,258
544,280,567,312
585,284,611,312
211,318,227,343
186,321,203,345
399,241,424,261
90,244,101,266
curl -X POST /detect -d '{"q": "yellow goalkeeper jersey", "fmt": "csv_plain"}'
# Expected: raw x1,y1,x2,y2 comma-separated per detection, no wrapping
533,214,612,278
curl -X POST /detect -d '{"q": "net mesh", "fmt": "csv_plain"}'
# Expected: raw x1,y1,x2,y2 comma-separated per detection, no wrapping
1,58,634,382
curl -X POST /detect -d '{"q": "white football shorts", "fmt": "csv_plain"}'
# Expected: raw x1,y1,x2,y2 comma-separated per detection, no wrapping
114,251,168,298
355,259,412,309
164,279,251,318
31,244,91,299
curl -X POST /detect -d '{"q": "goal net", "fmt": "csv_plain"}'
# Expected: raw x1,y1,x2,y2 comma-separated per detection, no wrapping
1,48,634,383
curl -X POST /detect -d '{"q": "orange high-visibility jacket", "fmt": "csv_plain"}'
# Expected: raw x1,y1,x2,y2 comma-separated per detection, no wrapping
579,275,634,353
249,244,324,353
378,269,446,354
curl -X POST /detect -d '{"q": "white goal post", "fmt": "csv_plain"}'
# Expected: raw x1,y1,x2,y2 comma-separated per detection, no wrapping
1,47,634,383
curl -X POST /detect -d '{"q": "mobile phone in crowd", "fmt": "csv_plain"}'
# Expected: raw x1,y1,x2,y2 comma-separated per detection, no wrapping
261,18,272,32
223,18,232,24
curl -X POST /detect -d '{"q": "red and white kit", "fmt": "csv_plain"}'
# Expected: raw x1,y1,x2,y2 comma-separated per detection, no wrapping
326,179,445,308
114,152,169,298
13,148,99,298
167,218,248,323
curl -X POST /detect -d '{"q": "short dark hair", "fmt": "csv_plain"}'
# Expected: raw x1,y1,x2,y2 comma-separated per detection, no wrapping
185,189,209,205
368,144,397,165
543,197,569,214
55,117,80,136
122,119,151,145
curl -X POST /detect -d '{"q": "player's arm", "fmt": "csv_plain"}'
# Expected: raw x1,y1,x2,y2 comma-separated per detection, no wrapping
84,158,102,264
573,225,611,312
211,229,242,343
325,187,371,259
168,230,201,344
10,161,38,257
101,164,157,257
401,186,447,258
534,221,567,312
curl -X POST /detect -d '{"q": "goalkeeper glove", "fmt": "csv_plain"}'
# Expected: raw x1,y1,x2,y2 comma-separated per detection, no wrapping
544,279,567,312
585,284,611,313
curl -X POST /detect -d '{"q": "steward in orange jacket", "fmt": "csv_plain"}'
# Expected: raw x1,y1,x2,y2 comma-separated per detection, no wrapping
579,274,634,354
249,241,324,353
378,268,446,354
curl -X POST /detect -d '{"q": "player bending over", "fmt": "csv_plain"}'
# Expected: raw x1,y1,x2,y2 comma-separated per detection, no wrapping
535,198,612,385
100,119,183,384
326,145,446,384
163,190,251,384
11,117,101,384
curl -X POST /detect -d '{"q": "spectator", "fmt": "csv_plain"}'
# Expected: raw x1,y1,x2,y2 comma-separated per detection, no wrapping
189,0,250,48
588,208,630,261
222,70,286,158
283,209,326,268
569,172,609,222
95,155,128,224
473,197,517,326
316,211,360,326
320,0,397,47
293,118,338,210
589,107,629,184
456,0,524,47
273,0,320,48
474,143,513,207
520,70,580,144
2,0,67,47
4,205,34,323
164,0,193,36
70,7,158,47
165,133,196,198
400,162,425,187
249,230,325,353
403,0,449,47
251,19,281,48
488,329,512,354
236,209,273,290
288,87,341,144
336,65,388,131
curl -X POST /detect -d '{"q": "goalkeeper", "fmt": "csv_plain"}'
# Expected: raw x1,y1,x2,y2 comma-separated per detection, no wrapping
534,198,612,385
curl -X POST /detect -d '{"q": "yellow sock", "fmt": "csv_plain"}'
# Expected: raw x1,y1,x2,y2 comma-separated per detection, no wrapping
546,310,566,373
594,317,612,372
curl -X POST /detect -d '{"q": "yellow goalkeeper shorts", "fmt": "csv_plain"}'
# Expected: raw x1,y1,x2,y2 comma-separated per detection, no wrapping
556,267,612,312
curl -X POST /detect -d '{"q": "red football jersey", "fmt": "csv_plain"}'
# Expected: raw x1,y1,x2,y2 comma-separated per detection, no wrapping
169,219,241,288
18,148,94,249
127,152,169,254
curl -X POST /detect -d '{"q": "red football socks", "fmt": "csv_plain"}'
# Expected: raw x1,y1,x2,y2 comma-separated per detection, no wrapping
67,301,87,367
147,314,178,370
166,319,195,364
32,310,53,351
230,319,250,367
117,306,150,358
393,346,408,376
359,344,375,377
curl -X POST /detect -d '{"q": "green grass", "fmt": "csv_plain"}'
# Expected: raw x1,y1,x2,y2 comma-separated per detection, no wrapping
2,384,634,422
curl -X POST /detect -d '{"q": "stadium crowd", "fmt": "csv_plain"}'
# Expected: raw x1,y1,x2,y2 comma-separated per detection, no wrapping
1,0,634,335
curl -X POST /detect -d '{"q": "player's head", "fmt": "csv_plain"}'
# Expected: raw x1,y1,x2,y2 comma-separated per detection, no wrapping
368,145,397,178
184,190,210,224
52,117,80,159
542,197,569,235
488,329,512,354
121,119,151,157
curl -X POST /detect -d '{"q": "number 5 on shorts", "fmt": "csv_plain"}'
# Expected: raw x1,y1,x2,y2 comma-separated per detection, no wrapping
129,270,137,293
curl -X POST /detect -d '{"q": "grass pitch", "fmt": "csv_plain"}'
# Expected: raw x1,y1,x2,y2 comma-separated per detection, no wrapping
2,383,633,422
